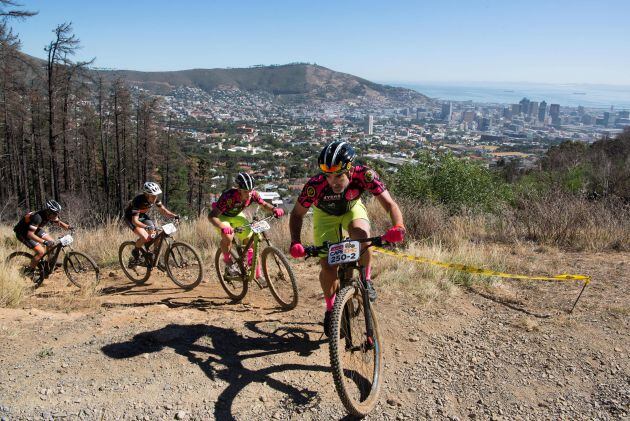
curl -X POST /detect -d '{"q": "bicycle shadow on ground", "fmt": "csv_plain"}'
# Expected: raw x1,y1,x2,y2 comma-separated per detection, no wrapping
101,321,328,420
101,296,250,313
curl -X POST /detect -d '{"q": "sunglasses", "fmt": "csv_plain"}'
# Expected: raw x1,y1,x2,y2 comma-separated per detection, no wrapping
319,162,350,174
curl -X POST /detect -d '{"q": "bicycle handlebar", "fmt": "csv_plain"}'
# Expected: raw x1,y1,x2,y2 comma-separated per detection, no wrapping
303,235,386,258
234,215,276,233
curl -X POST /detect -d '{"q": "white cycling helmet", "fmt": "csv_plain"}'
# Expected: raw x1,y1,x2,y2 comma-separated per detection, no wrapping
45,199,62,213
143,181,162,195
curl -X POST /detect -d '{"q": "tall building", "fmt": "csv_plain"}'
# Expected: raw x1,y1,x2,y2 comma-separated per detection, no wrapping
529,101,539,120
519,98,531,116
511,104,521,115
550,104,561,126
538,101,547,122
365,114,374,135
441,102,452,122
462,109,475,123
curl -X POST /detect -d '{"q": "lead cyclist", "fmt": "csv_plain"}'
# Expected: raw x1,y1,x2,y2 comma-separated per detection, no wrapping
289,141,405,336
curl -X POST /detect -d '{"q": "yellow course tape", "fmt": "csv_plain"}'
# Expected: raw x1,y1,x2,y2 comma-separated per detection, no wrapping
373,247,591,312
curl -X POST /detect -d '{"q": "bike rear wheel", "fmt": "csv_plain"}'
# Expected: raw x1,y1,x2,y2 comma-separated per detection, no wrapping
165,241,204,290
261,246,298,310
6,251,44,287
214,248,248,301
63,251,100,289
329,284,383,417
118,241,152,284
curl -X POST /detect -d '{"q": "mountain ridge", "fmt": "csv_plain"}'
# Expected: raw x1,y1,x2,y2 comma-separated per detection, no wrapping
96,62,430,104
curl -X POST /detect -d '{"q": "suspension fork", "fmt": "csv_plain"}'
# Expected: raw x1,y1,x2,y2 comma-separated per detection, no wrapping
359,265,376,344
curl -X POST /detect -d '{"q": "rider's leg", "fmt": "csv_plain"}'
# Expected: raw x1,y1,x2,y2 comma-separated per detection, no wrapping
30,244,46,269
219,229,234,262
319,258,339,307
133,227,150,252
348,218,372,274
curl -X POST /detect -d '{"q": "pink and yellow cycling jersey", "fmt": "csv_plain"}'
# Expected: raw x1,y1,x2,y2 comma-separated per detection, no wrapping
297,165,386,216
212,188,266,217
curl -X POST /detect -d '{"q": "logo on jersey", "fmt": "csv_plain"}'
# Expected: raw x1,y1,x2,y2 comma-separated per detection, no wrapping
306,186,316,197
364,170,375,183
345,189,360,201
226,198,233,207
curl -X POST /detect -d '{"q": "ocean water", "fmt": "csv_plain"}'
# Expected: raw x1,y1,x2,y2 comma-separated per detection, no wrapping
392,81,630,109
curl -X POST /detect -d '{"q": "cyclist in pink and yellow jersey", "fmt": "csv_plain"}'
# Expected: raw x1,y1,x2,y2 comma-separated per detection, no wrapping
289,141,405,336
208,172,284,277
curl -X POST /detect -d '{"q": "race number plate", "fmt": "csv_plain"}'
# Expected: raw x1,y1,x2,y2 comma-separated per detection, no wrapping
59,235,74,246
251,220,271,234
162,223,177,235
327,240,360,265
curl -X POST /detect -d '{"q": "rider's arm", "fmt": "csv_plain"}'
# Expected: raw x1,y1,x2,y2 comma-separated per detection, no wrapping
208,207,230,230
260,200,275,212
55,220,71,230
375,191,404,228
26,228,46,244
250,191,274,212
132,214,152,230
157,204,178,219
289,203,308,244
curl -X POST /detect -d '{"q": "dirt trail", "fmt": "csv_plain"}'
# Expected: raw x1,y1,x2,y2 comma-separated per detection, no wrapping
0,250,628,420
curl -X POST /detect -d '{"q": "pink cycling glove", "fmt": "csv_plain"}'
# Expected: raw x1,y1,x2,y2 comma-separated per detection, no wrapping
221,226,234,235
272,208,284,218
382,225,406,243
290,242,306,258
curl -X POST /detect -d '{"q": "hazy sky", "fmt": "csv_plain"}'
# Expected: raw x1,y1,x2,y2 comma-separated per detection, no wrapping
10,0,630,85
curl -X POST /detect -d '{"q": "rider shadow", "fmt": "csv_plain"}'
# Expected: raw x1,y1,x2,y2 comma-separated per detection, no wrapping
101,297,250,313
101,321,328,420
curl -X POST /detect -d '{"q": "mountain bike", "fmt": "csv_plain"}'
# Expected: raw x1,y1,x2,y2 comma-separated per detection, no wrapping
214,215,298,310
6,231,100,289
118,221,204,290
303,234,390,417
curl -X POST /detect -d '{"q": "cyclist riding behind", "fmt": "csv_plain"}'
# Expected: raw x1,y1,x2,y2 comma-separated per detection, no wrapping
289,141,405,336
13,199,73,274
208,172,284,278
124,182,179,265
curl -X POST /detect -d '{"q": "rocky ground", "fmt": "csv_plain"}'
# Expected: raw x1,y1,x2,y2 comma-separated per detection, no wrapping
0,248,628,420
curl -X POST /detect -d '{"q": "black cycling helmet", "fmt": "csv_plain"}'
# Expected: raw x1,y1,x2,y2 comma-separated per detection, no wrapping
318,141,356,174
45,199,62,213
236,172,255,191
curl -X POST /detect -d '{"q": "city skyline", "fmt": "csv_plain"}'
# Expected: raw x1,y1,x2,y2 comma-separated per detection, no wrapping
10,0,630,86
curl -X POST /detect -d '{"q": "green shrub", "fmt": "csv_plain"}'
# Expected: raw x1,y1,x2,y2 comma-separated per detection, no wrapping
391,153,512,213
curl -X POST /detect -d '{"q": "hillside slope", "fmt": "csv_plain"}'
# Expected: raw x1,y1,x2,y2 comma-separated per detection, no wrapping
0,247,627,420
97,63,428,104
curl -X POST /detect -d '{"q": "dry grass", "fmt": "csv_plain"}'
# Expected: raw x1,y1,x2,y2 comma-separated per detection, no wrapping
1,193,623,309
500,194,630,251
0,261,28,307
371,240,509,304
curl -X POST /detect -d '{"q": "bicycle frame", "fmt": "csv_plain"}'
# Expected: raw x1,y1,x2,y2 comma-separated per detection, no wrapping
307,234,385,344
141,229,175,269
337,246,377,345
233,215,275,285
39,242,71,277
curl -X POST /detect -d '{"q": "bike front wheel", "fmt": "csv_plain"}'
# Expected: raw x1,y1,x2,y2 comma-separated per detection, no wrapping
329,284,384,417
118,241,151,284
63,251,100,289
261,246,298,310
5,251,44,287
165,241,204,290
214,248,248,301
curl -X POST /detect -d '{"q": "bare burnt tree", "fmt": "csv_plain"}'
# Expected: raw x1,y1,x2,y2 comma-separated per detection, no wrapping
45,22,93,200
0,0,36,214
